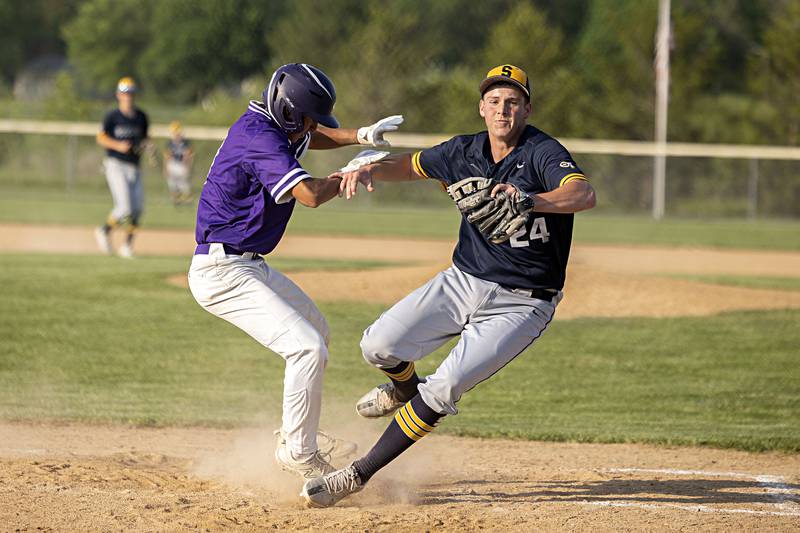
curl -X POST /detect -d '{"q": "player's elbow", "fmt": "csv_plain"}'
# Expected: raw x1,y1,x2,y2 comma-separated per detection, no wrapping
583,187,597,210
298,196,322,208
574,182,596,211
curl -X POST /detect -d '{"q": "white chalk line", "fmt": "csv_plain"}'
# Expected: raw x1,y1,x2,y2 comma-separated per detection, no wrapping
580,500,800,517
581,467,800,517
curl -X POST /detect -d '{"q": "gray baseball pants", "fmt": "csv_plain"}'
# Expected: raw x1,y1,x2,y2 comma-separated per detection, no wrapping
104,157,143,223
360,264,561,415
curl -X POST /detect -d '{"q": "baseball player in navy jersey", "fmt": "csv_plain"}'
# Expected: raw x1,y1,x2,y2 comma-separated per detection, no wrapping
188,63,403,481
163,121,194,206
301,64,596,507
94,77,149,259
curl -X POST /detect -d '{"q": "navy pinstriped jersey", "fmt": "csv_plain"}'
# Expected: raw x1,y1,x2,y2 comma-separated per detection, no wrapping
102,108,149,165
413,125,587,290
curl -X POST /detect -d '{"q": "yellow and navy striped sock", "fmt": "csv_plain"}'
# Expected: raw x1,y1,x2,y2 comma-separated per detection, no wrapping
381,361,421,402
353,394,443,482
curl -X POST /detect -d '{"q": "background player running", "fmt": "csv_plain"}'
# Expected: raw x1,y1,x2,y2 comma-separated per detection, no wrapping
94,77,149,259
188,63,402,481
302,64,596,507
163,121,194,206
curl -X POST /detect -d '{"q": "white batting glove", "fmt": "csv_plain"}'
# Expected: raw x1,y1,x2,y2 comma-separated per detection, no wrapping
339,150,390,172
357,115,404,147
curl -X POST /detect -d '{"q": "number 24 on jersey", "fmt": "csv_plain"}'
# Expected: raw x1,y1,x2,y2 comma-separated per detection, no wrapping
510,217,550,248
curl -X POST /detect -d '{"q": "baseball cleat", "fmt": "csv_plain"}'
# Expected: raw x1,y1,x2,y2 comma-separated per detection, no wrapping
356,382,404,418
316,430,358,458
273,429,357,460
275,441,336,480
301,463,364,508
94,227,112,255
117,243,134,259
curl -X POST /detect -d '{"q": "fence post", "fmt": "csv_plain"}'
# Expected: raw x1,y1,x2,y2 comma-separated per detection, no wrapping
65,134,77,191
747,158,759,219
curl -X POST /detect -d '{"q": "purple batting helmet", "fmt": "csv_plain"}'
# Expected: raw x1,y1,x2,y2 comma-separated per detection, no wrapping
263,63,339,134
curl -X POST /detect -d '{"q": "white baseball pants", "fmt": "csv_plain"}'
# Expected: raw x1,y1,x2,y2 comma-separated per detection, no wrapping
360,264,562,415
188,244,330,456
104,157,143,223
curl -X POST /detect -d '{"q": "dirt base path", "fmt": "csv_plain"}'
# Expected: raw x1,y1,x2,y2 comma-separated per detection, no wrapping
1,423,798,532
4,223,799,318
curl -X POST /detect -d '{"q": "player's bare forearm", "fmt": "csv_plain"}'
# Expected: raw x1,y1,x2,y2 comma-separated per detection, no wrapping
96,132,130,153
333,154,422,199
291,176,343,208
532,180,596,213
309,127,358,149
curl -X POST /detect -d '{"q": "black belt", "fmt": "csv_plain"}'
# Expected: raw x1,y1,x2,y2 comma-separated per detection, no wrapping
194,243,260,258
505,286,558,302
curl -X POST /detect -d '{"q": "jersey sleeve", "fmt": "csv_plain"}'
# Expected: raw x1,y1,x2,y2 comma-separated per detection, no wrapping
141,113,149,138
245,132,310,204
101,112,115,137
412,137,462,186
534,140,587,192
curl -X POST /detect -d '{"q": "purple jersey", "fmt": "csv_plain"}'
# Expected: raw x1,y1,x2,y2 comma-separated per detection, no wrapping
195,101,311,254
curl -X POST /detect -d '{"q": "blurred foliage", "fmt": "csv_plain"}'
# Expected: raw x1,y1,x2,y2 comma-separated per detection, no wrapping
0,0,793,147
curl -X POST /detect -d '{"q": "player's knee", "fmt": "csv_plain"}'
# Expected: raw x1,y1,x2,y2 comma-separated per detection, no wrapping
290,330,329,370
360,327,399,367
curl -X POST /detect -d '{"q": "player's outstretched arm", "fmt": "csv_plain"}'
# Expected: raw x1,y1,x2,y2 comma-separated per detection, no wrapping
290,176,343,208
331,153,423,200
531,179,596,213
310,115,404,149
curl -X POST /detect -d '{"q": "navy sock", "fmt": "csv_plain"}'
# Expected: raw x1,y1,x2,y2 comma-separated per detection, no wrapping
353,394,443,483
381,361,421,402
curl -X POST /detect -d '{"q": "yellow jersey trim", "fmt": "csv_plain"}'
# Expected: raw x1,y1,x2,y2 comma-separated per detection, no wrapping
559,173,587,187
412,151,431,179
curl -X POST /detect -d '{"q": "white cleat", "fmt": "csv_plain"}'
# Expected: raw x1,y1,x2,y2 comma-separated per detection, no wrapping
94,227,112,255
317,430,358,459
273,429,357,460
275,441,336,480
356,382,404,418
301,464,364,508
117,243,134,259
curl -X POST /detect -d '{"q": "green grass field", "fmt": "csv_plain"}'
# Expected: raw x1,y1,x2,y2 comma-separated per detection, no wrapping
2,187,800,249
0,254,797,452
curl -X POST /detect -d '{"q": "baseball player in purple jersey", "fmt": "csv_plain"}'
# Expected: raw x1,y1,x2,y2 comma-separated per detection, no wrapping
188,63,403,480
301,65,596,507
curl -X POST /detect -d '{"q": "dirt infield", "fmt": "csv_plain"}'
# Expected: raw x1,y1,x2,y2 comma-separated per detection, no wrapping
2,223,799,531
1,423,798,531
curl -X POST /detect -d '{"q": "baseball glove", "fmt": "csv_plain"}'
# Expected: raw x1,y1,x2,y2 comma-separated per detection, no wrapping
446,177,534,244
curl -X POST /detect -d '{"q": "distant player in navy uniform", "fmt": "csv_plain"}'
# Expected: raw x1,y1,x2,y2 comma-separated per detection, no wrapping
163,121,194,206
301,64,597,507
94,76,149,258
188,63,403,481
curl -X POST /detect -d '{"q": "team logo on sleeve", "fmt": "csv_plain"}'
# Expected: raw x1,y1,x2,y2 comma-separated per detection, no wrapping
559,161,575,169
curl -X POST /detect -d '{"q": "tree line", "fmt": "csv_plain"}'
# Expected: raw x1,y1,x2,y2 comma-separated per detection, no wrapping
1,0,798,146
